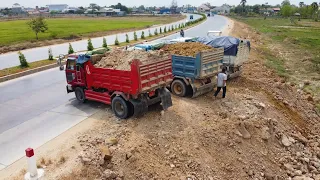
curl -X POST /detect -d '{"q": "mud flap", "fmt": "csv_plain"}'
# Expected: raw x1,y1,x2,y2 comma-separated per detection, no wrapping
191,83,214,98
159,88,172,110
129,98,148,118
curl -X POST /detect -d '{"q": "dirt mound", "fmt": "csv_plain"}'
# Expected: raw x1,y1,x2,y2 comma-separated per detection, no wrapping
161,42,214,57
94,49,169,70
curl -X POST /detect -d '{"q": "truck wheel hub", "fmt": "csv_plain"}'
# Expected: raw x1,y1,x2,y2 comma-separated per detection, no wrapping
174,85,182,94
115,102,124,114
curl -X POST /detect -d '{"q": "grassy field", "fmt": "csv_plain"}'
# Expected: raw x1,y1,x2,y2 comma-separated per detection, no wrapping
236,17,320,68
234,16,320,111
0,16,182,46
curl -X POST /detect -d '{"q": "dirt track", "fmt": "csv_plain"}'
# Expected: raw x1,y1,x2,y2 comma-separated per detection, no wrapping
6,19,320,180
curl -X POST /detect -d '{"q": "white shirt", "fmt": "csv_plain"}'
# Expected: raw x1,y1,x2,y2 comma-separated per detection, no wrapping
217,73,227,87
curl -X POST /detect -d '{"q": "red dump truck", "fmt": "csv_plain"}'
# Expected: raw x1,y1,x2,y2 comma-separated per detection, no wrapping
65,54,173,119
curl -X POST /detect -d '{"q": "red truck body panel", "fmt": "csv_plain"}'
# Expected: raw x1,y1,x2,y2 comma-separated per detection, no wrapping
82,57,173,99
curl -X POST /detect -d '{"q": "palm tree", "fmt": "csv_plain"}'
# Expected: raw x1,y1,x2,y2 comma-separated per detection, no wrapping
299,2,304,8
299,2,304,21
240,0,247,15
311,2,319,21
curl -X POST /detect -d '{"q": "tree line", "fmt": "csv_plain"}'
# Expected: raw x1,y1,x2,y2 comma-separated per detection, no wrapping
231,0,319,21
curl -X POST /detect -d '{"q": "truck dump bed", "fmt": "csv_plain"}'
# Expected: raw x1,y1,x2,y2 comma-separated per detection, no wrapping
171,48,224,79
84,58,173,97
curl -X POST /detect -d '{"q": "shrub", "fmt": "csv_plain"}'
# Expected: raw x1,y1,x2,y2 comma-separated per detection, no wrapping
154,29,158,35
68,43,74,54
160,27,162,34
115,36,120,45
125,34,129,43
18,51,29,68
134,31,138,41
178,24,181,29
164,27,167,33
87,38,94,51
102,37,107,48
141,31,145,39
149,29,152,37
48,48,53,60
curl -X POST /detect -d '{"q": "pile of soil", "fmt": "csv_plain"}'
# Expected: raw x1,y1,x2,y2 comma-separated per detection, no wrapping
94,49,169,70
161,42,214,57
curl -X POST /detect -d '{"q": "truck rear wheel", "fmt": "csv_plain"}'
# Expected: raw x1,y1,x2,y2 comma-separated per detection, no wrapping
112,96,130,119
171,79,187,97
75,87,86,103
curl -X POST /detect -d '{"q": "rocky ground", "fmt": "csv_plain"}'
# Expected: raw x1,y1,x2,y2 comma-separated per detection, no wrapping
8,19,320,180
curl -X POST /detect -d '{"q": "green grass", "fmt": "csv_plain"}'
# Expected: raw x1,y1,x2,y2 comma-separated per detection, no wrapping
234,17,320,67
261,46,289,78
0,59,55,77
0,18,168,46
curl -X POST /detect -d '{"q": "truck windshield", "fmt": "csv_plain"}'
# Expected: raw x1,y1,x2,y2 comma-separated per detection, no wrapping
67,60,76,70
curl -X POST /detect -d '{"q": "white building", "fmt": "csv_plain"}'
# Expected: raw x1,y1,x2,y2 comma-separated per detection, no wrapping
197,4,210,12
46,4,68,12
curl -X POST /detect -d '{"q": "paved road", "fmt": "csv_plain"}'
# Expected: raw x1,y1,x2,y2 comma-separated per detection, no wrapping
0,14,201,70
0,15,228,170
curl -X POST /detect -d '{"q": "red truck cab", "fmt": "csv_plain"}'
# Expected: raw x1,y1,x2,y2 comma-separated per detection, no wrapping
65,54,173,119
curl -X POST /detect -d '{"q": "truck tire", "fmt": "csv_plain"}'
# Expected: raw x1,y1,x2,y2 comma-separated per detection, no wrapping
112,96,130,119
171,79,187,97
75,87,86,103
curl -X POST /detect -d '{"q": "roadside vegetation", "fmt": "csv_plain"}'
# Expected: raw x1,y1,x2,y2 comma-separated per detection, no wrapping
0,59,55,77
231,0,320,111
0,15,184,53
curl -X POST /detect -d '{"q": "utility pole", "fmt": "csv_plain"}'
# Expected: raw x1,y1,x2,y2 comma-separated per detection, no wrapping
171,0,178,14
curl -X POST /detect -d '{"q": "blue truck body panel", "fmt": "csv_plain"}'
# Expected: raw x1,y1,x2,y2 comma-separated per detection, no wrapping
172,48,224,80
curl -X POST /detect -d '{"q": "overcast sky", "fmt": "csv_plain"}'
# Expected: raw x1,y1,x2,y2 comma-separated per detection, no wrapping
2,0,318,8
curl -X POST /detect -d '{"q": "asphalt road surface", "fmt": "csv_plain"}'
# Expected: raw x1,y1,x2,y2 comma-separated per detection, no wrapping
0,15,228,170
0,14,202,70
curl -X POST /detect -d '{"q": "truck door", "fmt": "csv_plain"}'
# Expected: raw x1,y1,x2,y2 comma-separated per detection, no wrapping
66,59,76,83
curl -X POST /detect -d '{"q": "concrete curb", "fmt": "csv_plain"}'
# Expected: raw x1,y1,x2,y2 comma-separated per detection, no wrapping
0,62,65,83
0,15,206,84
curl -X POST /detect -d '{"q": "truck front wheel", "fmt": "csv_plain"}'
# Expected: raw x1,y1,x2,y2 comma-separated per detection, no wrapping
75,87,86,103
171,79,187,97
112,96,130,119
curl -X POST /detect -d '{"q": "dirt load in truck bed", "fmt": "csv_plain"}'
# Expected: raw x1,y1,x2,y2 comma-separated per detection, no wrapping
94,49,169,70
161,42,215,57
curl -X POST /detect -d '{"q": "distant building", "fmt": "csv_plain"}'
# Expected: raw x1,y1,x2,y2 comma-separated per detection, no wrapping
12,3,24,14
160,8,171,14
62,7,78,13
46,4,68,12
84,8,98,14
211,4,231,15
273,8,281,14
198,4,210,12
260,7,281,15
97,8,123,16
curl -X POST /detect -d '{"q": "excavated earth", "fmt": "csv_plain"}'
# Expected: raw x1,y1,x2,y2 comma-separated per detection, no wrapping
161,42,214,57
94,49,169,70
8,20,320,180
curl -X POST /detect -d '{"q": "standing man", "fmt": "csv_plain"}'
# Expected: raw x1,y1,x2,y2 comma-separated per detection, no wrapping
214,67,227,98
180,29,185,37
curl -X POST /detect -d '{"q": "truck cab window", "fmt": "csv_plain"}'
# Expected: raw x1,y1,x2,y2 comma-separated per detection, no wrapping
67,60,75,70
76,65,80,71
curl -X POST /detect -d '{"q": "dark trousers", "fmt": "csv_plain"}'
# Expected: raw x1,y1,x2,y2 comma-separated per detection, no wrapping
214,86,227,98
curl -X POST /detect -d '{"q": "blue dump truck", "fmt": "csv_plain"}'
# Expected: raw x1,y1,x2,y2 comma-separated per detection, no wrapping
170,48,224,97
133,36,250,98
